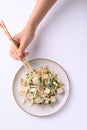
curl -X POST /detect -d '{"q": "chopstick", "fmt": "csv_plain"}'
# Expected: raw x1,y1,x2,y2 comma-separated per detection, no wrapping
0,20,33,72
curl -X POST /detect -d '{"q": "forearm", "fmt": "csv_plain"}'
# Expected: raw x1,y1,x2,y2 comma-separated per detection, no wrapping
10,0,57,59
25,0,57,30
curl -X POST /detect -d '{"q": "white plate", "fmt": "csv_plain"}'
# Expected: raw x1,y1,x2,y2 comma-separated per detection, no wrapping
12,58,70,117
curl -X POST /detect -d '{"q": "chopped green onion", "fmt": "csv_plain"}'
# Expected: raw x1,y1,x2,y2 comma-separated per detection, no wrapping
39,77,43,83
20,78,23,83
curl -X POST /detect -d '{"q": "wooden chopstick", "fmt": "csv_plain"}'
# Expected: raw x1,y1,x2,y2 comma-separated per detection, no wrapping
0,20,33,72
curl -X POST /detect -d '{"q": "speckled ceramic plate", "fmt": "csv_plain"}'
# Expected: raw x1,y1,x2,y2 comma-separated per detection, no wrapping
12,58,70,117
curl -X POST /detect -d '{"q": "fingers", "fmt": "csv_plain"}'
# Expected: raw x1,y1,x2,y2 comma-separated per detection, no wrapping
9,31,31,60
9,38,20,60
9,45,20,60
12,33,28,58
17,40,29,58
9,45,29,60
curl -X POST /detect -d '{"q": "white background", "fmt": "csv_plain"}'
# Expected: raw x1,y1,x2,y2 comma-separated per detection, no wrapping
0,0,87,130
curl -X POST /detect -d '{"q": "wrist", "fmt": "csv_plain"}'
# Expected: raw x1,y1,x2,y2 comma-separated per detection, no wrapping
24,19,38,34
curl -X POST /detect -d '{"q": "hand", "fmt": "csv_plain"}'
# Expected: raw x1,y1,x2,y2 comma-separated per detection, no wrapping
9,0,57,60
9,26,35,60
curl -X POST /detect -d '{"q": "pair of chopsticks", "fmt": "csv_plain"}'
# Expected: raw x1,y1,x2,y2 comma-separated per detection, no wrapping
0,20,33,72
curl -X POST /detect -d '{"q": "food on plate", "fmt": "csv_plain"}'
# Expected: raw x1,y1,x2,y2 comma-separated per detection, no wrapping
19,66,64,106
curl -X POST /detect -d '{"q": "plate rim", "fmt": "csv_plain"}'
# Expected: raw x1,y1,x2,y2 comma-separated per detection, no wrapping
12,58,70,117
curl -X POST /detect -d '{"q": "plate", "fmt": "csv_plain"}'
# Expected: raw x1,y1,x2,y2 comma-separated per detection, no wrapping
12,58,70,116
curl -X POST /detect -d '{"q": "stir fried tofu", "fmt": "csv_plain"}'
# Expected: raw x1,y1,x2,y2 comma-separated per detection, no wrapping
19,66,64,106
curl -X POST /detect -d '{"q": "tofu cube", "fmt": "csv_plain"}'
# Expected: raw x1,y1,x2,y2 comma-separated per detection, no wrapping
50,96,56,103
43,74,48,80
57,88,63,94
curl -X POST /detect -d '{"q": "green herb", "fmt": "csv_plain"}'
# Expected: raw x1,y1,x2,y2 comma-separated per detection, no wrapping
33,69,36,72
29,79,33,85
39,102,43,105
47,71,50,74
26,73,29,76
20,78,23,83
55,80,58,83
31,71,33,74
48,100,51,104
26,73,29,79
42,80,45,86
49,78,56,88
39,77,43,83
51,77,55,82
49,82,53,87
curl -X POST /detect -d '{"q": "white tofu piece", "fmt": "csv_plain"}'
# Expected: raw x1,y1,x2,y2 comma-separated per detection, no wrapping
44,98,49,104
50,96,56,103
43,74,48,80
34,97,43,104
53,81,58,86
57,88,63,94
31,88,36,92
44,88,50,94
33,77,39,84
